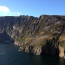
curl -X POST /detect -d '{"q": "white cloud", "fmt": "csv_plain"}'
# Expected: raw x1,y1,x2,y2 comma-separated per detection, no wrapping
0,6,10,13
0,6,21,16
16,12,21,15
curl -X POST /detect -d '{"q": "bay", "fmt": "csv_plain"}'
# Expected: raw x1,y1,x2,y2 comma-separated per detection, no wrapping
0,42,65,65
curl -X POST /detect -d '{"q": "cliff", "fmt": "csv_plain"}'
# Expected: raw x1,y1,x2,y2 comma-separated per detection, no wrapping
0,15,65,58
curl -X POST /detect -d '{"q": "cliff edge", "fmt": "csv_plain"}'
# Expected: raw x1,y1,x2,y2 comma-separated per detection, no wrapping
0,15,65,58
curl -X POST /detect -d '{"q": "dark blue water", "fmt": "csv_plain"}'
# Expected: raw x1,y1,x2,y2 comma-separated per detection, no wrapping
0,42,65,65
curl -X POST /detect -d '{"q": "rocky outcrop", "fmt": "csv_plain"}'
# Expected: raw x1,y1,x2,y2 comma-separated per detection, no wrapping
14,41,20,46
0,15,65,58
18,45,41,55
59,45,64,58
33,47,41,55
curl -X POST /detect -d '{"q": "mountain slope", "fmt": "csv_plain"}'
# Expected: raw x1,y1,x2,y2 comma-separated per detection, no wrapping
0,15,65,58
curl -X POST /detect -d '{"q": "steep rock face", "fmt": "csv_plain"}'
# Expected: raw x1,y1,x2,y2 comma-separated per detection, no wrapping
59,45,64,58
0,31,13,42
0,15,65,58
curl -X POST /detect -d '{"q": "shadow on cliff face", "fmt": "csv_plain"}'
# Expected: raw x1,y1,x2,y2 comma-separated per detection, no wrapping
41,23,65,56
41,39,59,56
0,31,14,42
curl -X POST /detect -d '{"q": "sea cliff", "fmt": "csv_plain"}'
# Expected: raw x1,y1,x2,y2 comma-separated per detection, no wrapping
0,15,65,58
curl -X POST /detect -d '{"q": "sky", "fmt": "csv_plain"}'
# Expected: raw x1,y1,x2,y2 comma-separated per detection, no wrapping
0,0,65,17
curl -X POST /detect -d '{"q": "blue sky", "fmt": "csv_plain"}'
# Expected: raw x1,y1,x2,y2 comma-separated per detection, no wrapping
0,0,65,17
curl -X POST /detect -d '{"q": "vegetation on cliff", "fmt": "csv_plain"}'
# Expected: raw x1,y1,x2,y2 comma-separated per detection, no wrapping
0,15,65,57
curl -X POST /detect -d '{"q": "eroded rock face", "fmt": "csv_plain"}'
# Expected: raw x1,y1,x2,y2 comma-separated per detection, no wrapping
33,47,41,55
14,41,20,46
24,46,29,52
0,15,65,57
59,45,64,58
18,45,42,55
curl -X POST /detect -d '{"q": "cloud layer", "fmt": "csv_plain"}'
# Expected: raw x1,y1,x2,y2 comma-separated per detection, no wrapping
0,6,21,16
0,6,10,13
